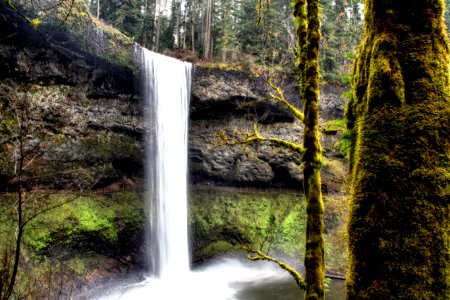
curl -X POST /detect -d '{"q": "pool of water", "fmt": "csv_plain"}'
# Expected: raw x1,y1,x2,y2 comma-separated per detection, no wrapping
92,259,344,300
233,270,345,300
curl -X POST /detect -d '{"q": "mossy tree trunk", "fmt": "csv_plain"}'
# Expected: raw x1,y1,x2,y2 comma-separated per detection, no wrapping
294,0,325,299
346,0,450,299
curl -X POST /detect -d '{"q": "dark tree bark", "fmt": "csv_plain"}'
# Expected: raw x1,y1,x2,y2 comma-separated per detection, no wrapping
346,1,450,299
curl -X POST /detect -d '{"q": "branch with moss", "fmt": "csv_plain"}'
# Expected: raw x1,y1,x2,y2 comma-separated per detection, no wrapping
242,244,306,289
212,124,305,155
267,80,304,122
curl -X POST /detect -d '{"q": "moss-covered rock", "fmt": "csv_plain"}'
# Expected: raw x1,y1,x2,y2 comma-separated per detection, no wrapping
4,0,134,70
0,192,145,261
0,191,146,298
189,186,347,274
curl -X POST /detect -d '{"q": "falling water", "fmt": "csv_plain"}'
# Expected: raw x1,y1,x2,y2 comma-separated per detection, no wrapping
92,49,345,300
142,48,192,278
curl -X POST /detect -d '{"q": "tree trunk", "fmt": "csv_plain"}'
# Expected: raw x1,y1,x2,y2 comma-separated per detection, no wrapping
302,0,325,299
182,1,187,49
203,0,213,59
153,0,163,52
294,0,325,299
3,128,24,300
142,0,148,48
221,8,228,62
176,1,181,48
191,19,195,53
346,1,450,299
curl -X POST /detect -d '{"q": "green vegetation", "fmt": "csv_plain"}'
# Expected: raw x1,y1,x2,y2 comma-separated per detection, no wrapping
322,119,346,133
0,191,145,299
189,187,347,274
8,0,134,69
189,188,306,256
0,191,145,261
322,119,352,158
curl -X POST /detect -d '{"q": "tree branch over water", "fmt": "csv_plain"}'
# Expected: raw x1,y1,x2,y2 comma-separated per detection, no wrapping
242,244,306,289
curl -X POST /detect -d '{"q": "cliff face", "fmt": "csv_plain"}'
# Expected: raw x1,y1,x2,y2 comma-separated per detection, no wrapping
0,4,346,192
0,8,349,288
189,66,347,191
0,5,143,190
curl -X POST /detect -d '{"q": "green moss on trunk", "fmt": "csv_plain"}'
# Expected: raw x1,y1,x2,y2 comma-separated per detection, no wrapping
346,0,450,299
293,0,308,97
294,0,326,299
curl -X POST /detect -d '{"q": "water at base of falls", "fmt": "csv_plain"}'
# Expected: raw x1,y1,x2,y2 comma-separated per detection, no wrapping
94,258,298,300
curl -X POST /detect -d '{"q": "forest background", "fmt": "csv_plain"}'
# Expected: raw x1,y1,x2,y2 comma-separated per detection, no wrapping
87,0,450,74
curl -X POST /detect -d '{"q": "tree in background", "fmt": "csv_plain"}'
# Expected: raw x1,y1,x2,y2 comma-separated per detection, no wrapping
345,0,450,298
215,0,240,61
141,0,155,48
112,0,143,38
319,0,363,83
201,0,213,58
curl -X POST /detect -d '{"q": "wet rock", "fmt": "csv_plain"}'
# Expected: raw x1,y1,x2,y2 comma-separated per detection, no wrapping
0,17,143,190
189,67,346,190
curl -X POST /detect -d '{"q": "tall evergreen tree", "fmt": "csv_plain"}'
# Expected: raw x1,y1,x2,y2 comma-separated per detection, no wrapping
112,0,143,38
202,0,214,59
159,1,177,50
346,0,450,298
320,0,362,82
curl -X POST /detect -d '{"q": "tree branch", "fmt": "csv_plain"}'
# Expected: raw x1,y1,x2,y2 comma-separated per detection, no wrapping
212,124,304,154
267,80,304,121
242,244,306,289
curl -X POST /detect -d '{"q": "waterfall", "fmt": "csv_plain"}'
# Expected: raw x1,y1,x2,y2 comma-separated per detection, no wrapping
92,48,297,300
142,48,192,278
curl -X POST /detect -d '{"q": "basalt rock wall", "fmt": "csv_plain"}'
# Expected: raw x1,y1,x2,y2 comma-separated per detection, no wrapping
189,66,347,192
0,4,346,192
0,3,144,190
